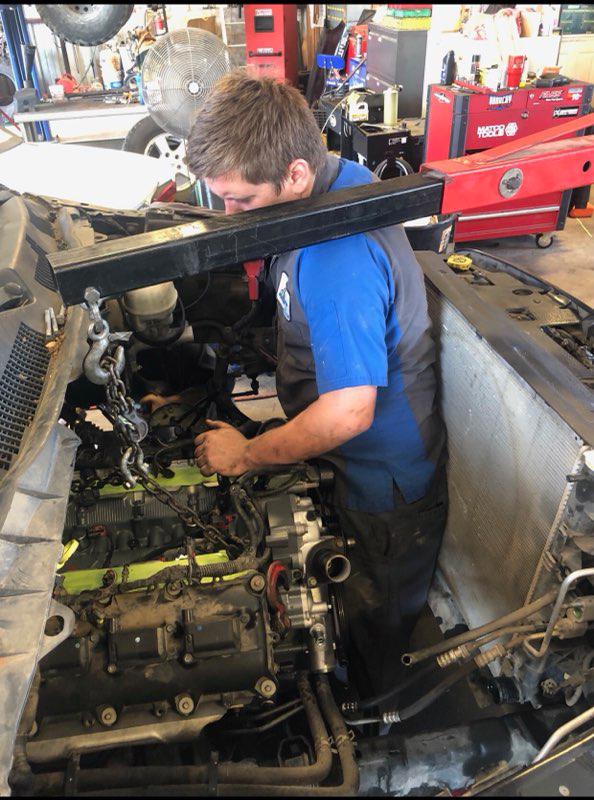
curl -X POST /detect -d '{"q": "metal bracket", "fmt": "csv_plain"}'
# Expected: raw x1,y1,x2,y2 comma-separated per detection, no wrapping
39,600,75,660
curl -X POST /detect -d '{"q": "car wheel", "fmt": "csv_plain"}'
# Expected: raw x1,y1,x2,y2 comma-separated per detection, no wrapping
35,4,134,46
374,156,414,180
123,115,189,180
0,61,16,120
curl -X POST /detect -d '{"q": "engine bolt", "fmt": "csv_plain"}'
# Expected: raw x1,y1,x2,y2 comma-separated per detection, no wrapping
249,574,266,593
182,652,194,665
165,624,175,634
292,569,303,581
106,663,117,675
307,577,317,588
175,693,195,716
96,705,117,727
240,613,251,625
255,677,277,698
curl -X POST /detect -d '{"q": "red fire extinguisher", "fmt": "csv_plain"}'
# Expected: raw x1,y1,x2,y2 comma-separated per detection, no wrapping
505,55,526,89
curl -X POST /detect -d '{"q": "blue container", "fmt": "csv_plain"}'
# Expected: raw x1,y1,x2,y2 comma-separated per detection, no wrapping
135,72,144,104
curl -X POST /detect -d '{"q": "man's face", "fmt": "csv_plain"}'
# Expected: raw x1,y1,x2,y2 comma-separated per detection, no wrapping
205,159,315,215
205,175,282,214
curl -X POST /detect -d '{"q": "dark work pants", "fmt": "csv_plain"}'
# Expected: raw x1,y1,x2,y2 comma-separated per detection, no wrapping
333,464,448,701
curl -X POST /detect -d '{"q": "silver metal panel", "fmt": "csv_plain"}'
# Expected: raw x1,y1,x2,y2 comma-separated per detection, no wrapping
427,286,584,629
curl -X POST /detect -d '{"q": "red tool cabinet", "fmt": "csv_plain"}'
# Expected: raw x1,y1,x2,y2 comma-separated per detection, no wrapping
424,81,594,243
244,5,298,86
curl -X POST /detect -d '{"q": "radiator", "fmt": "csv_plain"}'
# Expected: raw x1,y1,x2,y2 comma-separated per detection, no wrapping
419,249,594,629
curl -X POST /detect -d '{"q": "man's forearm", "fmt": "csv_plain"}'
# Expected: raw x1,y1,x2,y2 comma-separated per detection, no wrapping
244,411,329,468
244,387,376,469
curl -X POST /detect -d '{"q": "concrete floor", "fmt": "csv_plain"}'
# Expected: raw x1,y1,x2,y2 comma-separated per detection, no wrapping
468,199,594,307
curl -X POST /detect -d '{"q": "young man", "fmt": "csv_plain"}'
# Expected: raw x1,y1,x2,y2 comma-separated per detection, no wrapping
188,71,448,697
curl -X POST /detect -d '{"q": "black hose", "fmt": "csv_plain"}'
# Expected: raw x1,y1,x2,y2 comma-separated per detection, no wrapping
211,677,359,796
222,704,304,735
350,661,478,726
357,660,437,711
232,300,259,332
397,661,477,722
246,698,303,721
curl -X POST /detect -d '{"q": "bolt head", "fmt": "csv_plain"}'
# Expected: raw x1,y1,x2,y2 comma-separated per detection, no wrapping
97,705,117,726
175,693,195,716
256,677,277,698
307,577,317,588
249,574,266,593
106,663,117,674
182,652,194,665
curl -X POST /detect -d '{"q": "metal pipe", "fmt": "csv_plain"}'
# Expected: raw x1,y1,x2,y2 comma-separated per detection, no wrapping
14,4,50,140
533,705,594,763
401,590,558,667
523,568,594,658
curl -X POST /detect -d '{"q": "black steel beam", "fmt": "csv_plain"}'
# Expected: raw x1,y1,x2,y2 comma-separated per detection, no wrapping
49,173,444,306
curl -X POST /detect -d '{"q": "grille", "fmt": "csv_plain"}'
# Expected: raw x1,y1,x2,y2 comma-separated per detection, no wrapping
426,285,583,627
0,323,50,472
27,234,57,291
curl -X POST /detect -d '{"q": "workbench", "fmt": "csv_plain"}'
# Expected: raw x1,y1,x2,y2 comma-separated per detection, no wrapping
13,98,149,144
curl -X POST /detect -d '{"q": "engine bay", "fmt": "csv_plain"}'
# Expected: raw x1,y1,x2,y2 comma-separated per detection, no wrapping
2,189,594,796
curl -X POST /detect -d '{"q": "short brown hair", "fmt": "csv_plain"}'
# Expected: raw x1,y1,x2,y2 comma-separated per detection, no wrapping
187,70,327,192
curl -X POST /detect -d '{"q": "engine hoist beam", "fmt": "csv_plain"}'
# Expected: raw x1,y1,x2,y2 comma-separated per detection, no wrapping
48,112,594,307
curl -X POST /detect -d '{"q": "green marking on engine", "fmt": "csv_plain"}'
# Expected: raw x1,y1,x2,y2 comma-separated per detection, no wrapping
98,464,218,497
59,551,241,595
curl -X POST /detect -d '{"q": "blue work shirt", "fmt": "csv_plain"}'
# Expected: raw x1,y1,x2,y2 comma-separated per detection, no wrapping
271,155,445,512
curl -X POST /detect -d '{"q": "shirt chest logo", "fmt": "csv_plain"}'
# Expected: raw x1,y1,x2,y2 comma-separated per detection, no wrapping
276,271,291,321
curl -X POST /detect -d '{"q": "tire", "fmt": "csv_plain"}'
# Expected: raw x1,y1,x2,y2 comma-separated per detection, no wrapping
0,62,16,119
374,157,414,180
123,115,190,180
35,4,134,46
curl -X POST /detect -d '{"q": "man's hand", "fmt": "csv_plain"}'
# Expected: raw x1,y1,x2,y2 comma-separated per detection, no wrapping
194,420,251,476
141,393,182,413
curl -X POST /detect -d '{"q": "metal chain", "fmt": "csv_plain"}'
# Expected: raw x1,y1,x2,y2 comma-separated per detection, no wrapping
82,289,231,552
71,468,122,496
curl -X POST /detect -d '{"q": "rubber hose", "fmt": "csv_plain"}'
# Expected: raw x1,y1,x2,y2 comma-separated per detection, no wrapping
171,676,359,796
401,590,558,667
395,661,477,723
358,660,437,711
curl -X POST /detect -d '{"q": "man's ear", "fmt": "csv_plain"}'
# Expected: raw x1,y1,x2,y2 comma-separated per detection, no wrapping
285,158,313,196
